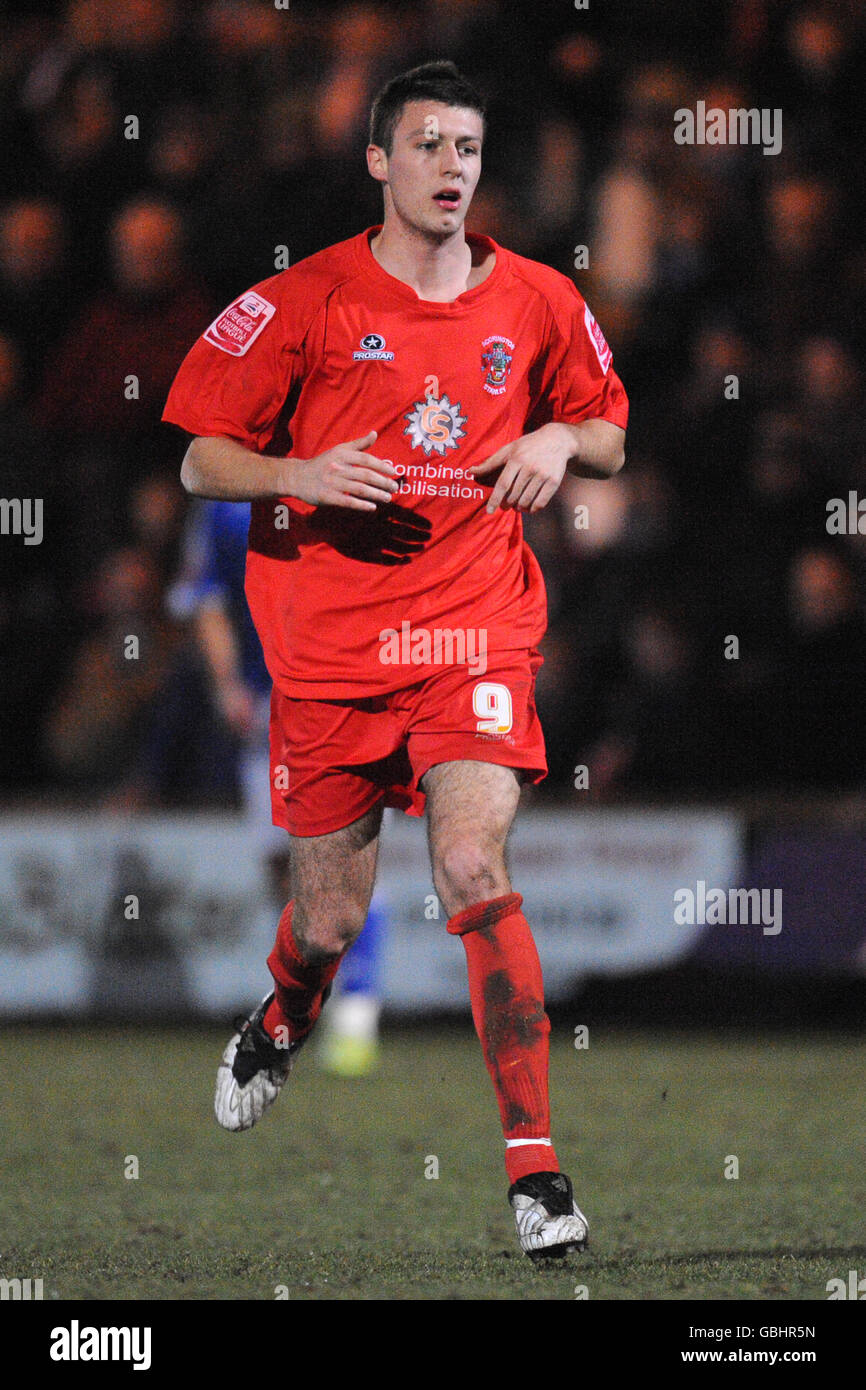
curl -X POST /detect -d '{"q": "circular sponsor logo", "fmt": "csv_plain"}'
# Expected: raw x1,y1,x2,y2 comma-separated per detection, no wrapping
403,394,467,455
361,333,385,350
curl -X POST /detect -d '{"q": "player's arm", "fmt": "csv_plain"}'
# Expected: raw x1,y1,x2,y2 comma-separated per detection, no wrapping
469,417,626,515
180,431,400,509
195,596,256,737
560,418,626,478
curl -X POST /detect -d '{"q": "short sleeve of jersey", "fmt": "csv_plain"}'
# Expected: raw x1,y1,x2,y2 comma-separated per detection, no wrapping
162,278,306,452
529,277,628,432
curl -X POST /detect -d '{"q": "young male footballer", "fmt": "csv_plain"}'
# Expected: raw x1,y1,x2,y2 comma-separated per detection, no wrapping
164,61,627,1260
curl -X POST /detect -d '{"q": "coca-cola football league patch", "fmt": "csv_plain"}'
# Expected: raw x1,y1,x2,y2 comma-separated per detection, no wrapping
204,291,276,357
584,303,612,374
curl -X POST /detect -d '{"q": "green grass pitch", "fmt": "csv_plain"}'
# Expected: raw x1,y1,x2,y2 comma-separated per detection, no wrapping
2,1025,865,1300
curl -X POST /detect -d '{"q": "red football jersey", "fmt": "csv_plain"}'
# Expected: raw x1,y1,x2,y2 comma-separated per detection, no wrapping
163,226,628,698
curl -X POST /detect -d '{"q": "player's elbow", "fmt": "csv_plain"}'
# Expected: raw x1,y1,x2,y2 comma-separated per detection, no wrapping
608,441,626,475
180,439,208,496
596,424,626,477
580,439,625,480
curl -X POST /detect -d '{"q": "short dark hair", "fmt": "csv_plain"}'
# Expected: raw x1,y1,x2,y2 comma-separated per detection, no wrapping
369,60,486,156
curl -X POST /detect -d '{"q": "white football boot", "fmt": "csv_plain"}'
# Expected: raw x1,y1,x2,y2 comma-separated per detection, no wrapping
509,1171,589,1260
214,992,299,1132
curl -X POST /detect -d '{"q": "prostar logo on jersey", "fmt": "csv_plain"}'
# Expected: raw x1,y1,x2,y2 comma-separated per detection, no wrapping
404,394,467,456
481,335,514,395
584,304,612,374
204,292,276,357
353,332,395,362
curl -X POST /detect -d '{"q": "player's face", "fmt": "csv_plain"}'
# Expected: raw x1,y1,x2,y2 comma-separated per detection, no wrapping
368,101,483,238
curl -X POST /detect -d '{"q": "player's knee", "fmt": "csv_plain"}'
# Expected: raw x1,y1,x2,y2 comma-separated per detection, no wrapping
432,840,508,916
293,899,366,961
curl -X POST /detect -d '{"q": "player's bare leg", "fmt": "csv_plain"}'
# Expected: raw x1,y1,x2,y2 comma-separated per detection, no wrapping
423,760,588,1259
424,759,518,912
214,805,382,1131
284,803,384,963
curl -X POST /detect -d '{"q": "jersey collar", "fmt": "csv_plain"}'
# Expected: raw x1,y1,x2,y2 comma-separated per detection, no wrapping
355,225,505,309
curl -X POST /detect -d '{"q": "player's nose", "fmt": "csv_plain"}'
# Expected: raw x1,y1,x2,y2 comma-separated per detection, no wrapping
439,144,461,177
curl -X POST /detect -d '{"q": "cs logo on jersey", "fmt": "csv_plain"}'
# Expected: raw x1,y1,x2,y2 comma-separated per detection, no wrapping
353,332,394,361
481,334,514,395
404,394,467,456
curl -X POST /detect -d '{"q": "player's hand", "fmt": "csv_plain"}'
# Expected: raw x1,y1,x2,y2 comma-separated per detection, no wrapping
216,677,256,738
468,424,571,515
285,431,400,511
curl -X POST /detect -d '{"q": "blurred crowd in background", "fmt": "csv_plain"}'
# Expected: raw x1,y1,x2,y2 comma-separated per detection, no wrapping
1,0,865,809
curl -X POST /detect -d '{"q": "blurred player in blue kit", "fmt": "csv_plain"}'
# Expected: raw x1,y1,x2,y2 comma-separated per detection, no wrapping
173,498,384,1075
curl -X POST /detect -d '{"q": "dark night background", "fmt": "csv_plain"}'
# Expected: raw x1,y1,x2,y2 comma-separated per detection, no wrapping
1,0,865,810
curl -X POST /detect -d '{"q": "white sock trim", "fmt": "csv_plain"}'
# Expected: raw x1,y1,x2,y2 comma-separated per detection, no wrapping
505,1137,552,1148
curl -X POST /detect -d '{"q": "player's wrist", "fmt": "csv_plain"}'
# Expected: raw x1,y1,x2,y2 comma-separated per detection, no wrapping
275,455,305,498
542,421,580,460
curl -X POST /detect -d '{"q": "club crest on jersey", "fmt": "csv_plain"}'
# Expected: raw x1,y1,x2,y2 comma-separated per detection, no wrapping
204,291,276,357
353,332,394,361
404,394,467,456
481,334,514,395
584,304,612,374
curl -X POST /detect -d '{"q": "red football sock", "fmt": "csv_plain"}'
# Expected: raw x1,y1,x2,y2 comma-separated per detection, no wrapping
264,900,342,1045
448,892,559,1184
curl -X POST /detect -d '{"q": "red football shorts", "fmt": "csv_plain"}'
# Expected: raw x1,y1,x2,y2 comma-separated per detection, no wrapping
269,650,547,836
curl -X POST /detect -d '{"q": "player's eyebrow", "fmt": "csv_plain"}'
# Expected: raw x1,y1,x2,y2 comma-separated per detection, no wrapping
407,127,482,143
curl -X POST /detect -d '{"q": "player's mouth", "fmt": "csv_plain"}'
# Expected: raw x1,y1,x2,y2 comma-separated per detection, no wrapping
433,189,462,209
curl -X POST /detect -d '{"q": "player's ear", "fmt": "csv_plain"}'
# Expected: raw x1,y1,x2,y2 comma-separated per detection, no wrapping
366,144,388,185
